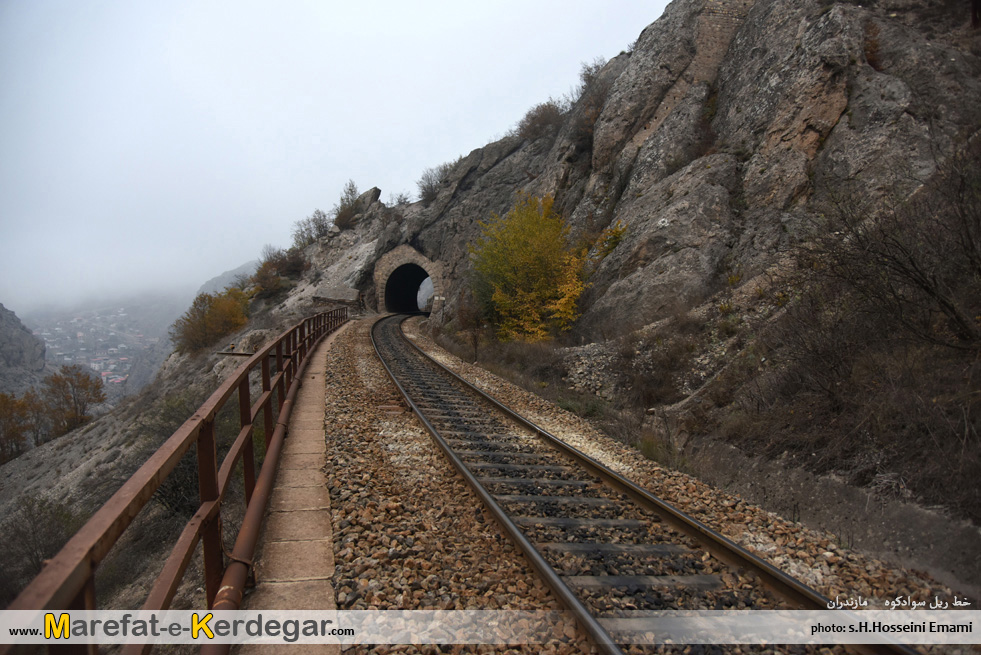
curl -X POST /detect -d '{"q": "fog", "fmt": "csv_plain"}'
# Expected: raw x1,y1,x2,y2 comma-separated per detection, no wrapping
0,1,667,316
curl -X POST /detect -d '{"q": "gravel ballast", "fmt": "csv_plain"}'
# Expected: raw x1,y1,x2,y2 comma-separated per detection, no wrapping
323,318,594,654
320,316,972,655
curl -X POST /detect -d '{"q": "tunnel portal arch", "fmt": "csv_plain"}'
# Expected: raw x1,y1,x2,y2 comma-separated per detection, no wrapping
373,245,445,316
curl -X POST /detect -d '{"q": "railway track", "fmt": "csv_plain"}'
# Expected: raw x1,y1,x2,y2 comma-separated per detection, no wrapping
370,314,918,655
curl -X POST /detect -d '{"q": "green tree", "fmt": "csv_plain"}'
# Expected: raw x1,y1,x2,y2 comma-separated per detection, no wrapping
43,365,106,435
469,193,586,341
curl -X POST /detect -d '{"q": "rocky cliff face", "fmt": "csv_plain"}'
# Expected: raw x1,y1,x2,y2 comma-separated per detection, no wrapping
309,0,979,342
1,0,978,608
0,303,46,395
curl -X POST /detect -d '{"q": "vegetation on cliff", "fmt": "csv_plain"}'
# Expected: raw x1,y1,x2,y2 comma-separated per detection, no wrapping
0,365,106,464
469,194,586,341
168,287,249,354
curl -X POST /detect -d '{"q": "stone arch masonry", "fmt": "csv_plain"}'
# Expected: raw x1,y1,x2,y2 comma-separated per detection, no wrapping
373,245,446,316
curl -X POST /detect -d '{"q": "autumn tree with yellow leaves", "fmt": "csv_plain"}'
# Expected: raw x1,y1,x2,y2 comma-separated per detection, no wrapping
469,193,586,341
169,288,250,354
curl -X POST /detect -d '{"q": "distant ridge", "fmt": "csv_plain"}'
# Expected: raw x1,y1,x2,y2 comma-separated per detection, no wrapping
196,260,258,296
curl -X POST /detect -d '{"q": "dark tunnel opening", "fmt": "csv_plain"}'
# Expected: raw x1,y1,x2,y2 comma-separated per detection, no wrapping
384,263,431,313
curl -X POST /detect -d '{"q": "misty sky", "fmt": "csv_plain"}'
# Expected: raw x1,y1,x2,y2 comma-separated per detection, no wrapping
0,1,668,315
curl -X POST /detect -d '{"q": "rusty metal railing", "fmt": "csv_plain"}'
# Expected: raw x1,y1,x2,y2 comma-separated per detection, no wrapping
0,307,348,655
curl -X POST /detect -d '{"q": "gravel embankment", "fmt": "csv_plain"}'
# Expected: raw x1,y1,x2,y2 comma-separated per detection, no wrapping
400,320,973,646
322,316,969,655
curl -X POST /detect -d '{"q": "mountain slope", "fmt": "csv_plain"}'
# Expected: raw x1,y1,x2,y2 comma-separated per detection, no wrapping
0,303,47,396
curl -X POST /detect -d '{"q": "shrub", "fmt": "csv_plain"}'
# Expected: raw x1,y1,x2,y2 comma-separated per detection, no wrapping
291,208,332,249
388,191,411,206
570,57,607,104
803,141,981,351
138,392,205,516
455,290,485,362
0,493,85,605
332,179,360,230
699,142,981,521
251,245,307,298
469,193,586,341
417,160,457,205
594,220,626,259
516,99,565,141
251,260,282,298
417,168,441,204
264,246,306,278
568,57,611,153
169,288,249,354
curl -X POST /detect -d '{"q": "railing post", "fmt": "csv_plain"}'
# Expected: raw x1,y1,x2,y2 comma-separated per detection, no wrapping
262,355,275,450
238,378,255,506
275,342,285,411
197,419,223,607
287,329,297,388
52,576,97,655
299,321,307,362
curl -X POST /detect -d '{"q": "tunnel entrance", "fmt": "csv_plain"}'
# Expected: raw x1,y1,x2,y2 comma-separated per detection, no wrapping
384,263,431,313
374,244,445,319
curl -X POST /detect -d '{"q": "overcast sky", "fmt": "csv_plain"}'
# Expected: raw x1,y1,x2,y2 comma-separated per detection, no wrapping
0,1,668,316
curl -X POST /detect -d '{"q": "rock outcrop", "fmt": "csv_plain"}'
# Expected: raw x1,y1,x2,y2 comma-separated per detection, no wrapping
322,0,980,342
2,0,979,612
0,303,46,395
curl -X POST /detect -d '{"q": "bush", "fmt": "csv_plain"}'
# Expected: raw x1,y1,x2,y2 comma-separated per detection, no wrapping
169,288,249,354
0,494,85,605
594,220,626,260
568,57,611,152
332,179,360,230
569,57,607,104
417,167,441,204
388,191,411,206
470,194,586,341
251,245,307,298
138,392,205,516
516,99,565,141
416,160,458,205
291,209,332,249
691,142,981,521
804,141,981,351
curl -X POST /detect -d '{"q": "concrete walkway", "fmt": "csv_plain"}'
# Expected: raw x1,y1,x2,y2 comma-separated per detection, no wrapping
238,323,350,654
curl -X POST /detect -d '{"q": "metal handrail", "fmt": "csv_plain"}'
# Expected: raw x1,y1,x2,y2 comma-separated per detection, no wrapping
0,307,348,655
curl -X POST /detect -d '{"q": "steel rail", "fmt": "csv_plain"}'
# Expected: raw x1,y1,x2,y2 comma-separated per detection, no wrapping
370,315,623,655
380,315,920,655
0,308,348,655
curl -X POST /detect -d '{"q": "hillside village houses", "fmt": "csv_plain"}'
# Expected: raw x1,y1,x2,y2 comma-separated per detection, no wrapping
32,307,159,387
